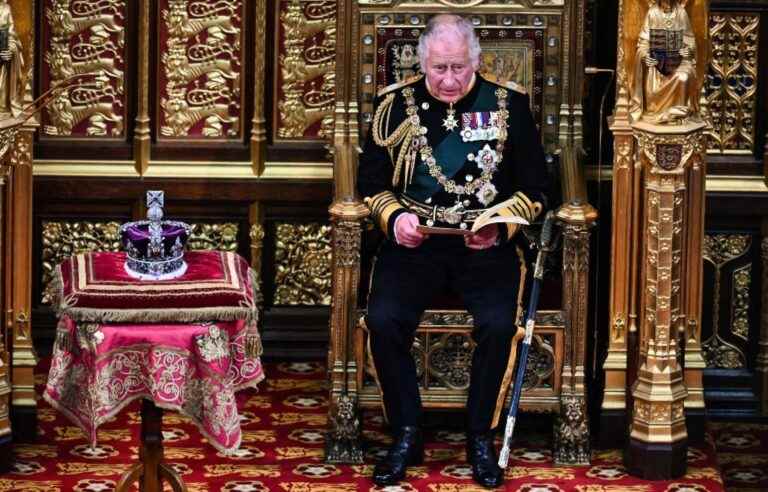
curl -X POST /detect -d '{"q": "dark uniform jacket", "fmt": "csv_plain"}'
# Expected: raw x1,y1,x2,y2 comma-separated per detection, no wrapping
358,73,548,240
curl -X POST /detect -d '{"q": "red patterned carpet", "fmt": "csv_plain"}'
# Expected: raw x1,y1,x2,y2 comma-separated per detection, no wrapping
709,421,768,492
0,360,728,491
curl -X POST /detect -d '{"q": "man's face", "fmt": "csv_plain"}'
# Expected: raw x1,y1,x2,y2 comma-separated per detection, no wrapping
423,34,475,104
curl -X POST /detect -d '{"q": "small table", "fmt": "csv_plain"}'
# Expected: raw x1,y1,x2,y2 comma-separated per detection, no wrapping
115,399,185,492
44,251,264,491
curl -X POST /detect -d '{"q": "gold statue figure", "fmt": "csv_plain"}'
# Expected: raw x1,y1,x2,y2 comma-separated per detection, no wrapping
631,0,698,123
0,0,23,116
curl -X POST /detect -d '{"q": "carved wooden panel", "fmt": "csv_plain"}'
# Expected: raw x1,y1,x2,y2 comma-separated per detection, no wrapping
704,12,759,154
273,0,336,141
40,221,123,304
702,233,754,368
40,0,127,139
273,222,331,305
157,0,244,140
357,311,565,409
359,13,561,150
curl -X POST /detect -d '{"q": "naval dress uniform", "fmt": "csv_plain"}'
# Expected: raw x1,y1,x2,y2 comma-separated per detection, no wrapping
358,72,549,434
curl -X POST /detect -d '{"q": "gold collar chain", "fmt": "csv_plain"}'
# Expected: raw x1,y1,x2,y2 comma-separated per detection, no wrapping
401,86,510,203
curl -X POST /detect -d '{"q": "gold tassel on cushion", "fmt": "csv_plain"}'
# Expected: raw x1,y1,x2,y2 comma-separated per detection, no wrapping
245,324,263,359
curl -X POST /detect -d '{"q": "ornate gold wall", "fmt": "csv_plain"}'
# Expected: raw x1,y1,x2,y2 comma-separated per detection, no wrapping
158,0,245,141
41,1,127,139
704,13,759,154
274,0,336,140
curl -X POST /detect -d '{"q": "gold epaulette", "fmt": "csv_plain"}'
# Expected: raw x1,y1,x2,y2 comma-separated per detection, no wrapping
479,72,527,95
376,74,424,98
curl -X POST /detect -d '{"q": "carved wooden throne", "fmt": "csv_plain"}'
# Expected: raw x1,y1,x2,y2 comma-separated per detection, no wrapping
326,0,597,466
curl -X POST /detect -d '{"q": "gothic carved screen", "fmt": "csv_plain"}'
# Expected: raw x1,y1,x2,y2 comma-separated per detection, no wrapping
357,10,564,151
703,12,759,155
273,0,336,141
157,0,245,141
40,0,128,139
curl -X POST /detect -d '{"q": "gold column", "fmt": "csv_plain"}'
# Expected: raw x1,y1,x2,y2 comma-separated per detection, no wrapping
251,0,267,176
682,121,706,427
134,0,151,175
8,128,37,434
757,230,768,415
325,0,366,464
249,202,265,275
554,206,596,465
602,0,636,435
0,163,8,464
625,121,707,478
553,0,594,464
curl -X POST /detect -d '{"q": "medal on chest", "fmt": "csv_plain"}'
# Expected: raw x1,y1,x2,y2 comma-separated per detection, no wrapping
460,111,500,142
442,103,458,132
400,86,510,207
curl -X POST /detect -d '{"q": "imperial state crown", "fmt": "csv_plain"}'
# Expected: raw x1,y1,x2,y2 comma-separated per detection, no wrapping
120,191,191,280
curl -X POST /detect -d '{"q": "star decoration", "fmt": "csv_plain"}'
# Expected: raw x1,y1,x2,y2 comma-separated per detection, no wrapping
442,104,458,131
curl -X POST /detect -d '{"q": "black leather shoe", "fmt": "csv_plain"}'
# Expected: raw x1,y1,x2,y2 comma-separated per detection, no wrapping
466,431,504,488
372,426,424,486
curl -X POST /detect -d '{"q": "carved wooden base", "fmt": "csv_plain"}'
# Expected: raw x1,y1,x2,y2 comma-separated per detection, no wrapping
115,399,187,492
324,394,364,464
9,405,36,442
624,438,687,480
553,395,591,465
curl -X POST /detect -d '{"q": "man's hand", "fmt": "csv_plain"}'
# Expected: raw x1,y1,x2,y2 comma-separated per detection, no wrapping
643,55,658,67
394,213,428,248
0,50,11,62
464,224,499,250
679,46,691,59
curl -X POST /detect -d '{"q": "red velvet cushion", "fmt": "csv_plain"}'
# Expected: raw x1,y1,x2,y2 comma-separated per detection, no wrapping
54,250,258,324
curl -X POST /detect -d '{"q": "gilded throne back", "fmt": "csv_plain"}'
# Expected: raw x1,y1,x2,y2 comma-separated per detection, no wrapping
326,0,597,467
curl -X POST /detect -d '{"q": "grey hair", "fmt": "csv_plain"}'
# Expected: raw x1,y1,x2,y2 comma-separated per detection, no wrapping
417,14,481,71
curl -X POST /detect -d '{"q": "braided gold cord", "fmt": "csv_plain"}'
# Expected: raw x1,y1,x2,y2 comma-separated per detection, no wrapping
372,92,417,187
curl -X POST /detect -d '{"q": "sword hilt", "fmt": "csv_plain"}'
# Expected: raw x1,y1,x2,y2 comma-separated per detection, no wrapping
534,211,557,280
540,210,555,249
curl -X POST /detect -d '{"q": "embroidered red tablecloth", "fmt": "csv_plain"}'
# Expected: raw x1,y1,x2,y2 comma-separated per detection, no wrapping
43,250,265,454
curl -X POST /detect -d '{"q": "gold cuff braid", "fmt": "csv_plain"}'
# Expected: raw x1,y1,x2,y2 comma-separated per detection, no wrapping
364,191,405,237
497,192,543,240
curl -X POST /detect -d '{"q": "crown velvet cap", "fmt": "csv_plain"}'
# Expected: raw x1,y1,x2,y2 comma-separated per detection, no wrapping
120,220,191,279
119,190,192,280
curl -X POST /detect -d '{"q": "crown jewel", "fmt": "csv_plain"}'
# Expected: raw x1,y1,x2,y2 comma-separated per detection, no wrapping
120,191,191,280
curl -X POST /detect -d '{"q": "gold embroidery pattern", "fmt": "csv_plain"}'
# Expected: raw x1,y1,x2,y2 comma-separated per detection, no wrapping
196,324,229,362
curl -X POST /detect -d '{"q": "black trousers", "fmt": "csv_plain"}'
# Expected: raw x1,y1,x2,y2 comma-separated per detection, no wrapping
366,235,523,433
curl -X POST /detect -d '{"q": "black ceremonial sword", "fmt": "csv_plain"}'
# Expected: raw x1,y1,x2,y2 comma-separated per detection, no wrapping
498,210,556,468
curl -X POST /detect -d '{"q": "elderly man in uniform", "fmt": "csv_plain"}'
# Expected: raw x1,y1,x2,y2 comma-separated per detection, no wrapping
358,14,549,488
